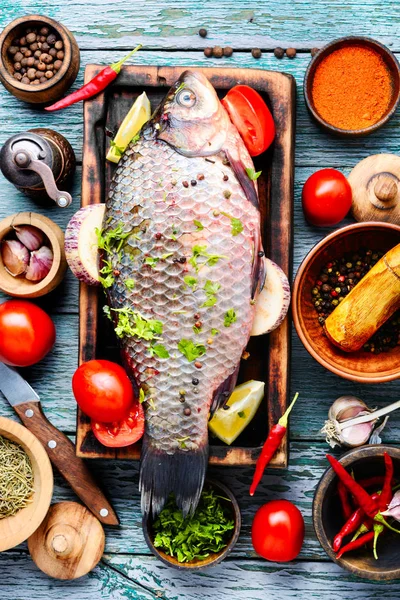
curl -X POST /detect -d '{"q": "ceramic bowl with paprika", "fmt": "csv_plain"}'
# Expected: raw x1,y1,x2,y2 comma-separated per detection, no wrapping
304,36,400,136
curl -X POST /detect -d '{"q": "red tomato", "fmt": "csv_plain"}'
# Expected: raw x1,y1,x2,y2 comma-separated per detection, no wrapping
0,300,55,367
72,360,134,422
302,168,352,226
252,500,304,562
222,85,275,156
91,403,145,448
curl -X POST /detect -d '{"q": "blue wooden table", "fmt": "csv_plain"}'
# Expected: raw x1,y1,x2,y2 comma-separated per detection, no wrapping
1,2,400,598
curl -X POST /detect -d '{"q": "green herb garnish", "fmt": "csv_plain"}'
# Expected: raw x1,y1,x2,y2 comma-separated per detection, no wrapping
189,245,227,273
238,411,246,419
109,139,124,157
152,487,235,563
220,211,244,237
193,325,202,334
211,328,220,336
139,388,145,404
112,307,163,341
150,344,170,359
224,308,237,327
201,280,221,308
125,279,135,290
178,339,206,362
245,167,262,181
184,275,197,290
194,219,204,231
145,257,160,268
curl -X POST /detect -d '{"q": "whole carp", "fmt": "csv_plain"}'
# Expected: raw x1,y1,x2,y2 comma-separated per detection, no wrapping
102,70,265,516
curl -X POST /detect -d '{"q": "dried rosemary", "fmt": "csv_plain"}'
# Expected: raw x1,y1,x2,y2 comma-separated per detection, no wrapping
0,434,34,519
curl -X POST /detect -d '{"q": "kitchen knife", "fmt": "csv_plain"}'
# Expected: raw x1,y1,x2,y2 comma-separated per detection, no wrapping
0,362,119,526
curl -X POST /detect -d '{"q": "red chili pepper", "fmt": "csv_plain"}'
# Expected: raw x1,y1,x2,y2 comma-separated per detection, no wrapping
333,491,380,552
336,530,374,560
357,475,385,489
338,481,353,520
249,393,299,496
379,452,394,512
45,45,142,111
326,455,378,518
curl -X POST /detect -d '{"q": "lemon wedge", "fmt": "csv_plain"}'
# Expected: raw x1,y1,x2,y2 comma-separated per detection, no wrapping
106,91,151,163
209,380,265,445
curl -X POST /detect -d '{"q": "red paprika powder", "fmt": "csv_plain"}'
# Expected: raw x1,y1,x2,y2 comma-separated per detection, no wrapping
311,45,393,131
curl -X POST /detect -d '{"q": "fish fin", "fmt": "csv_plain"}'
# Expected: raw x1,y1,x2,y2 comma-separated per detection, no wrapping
251,228,266,298
140,436,208,518
210,364,240,417
224,149,259,209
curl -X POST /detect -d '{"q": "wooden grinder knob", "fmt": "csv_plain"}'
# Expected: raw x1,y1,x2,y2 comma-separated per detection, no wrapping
28,502,105,580
349,154,400,224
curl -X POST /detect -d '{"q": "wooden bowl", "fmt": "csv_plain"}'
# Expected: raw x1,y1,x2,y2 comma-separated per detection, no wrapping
142,479,241,570
0,211,67,298
0,417,53,552
304,37,400,136
313,445,400,580
0,15,80,105
292,222,400,383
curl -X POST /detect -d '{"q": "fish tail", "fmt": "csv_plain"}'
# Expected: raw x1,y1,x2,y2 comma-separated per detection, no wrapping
139,435,208,517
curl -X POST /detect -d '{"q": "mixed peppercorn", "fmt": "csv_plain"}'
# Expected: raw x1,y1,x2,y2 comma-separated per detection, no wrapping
312,249,400,353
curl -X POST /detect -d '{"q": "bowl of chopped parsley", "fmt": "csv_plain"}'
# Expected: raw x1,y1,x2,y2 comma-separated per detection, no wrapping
143,480,241,569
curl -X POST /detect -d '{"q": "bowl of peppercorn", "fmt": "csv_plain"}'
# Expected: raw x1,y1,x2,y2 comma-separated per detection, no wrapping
0,14,80,104
293,222,400,383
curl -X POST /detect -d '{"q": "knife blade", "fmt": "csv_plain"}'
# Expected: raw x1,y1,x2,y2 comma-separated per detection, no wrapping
0,362,119,526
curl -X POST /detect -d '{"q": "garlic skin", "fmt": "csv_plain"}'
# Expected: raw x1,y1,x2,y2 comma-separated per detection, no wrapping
25,246,53,282
322,396,377,449
14,225,44,251
1,239,29,276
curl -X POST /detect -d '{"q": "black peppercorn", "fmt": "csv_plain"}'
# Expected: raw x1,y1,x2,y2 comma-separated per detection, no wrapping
274,47,284,59
252,48,262,59
199,28,207,38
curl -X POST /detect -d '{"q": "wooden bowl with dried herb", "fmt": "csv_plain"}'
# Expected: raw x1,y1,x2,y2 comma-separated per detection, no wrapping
0,417,53,552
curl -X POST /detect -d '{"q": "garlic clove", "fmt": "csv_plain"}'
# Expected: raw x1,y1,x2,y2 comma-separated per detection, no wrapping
381,490,400,521
25,245,53,282
341,421,374,447
1,239,29,276
328,396,371,423
14,225,44,251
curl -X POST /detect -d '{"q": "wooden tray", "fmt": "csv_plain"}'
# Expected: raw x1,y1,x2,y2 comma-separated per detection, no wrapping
76,65,295,467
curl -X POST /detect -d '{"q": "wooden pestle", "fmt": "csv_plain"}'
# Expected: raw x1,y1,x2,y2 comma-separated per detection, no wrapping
324,243,400,352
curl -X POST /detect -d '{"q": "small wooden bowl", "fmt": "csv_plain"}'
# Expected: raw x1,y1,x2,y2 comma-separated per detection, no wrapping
304,37,400,136
292,222,400,383
143,479,241,570
313,445,400,580
0,417,53,552
0,211,67,298
0,15,80,105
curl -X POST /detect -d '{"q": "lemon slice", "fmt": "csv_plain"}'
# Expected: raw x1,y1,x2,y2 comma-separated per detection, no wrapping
106,91,151,163
209,380,265,445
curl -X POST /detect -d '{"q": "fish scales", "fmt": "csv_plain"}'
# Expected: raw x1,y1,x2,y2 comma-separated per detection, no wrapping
103,71,262,516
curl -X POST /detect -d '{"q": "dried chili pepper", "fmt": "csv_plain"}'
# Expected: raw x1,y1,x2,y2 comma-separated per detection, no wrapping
336,530,374,560
357,475,385,489
45,45,141,111
379,452,394,512
249,393,299,496
326,455,377,518
338,481,353,520
333,507,365,552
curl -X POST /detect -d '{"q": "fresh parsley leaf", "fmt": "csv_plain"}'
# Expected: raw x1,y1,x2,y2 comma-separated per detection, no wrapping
193,219,204,231
245,167,262,181
161,252,173,260
201,280,221,308
220,211,244,237
112,307,163,341
201,296,217,308
145,257,160,268
224,308,237,327
125,279,135,290
211,328,220,336
99,273,114,288
193,325,202,334
238,410,246,419
130,132,141,145
103,305,112,320
151,344,170,359
178,339,206,362
109,139,124,156
139,388,145,404
189,245,227,273
184,275,197,289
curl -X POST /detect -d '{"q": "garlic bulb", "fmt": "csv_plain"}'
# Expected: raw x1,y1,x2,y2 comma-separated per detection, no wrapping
322,396,377,448
25,246,53,282
14,225,44,251
1,239,29,276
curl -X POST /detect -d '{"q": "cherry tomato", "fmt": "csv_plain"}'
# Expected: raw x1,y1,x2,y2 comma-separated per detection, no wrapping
72,359,134,422
91,403,145,448
0,300,55,367
222,85,275,156
302,168,352,226
252,500,304,562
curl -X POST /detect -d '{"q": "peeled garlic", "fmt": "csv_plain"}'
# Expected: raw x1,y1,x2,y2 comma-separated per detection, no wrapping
322,396,377,448
25,246,53,282
1,239,29,276
14,225,44,251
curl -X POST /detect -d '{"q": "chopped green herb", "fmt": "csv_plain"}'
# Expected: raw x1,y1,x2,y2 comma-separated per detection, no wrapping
139,388,145,404
193,219,204,231
112,307,163,341
147,397,156,410
201,297,217,308
150,344,170,359
99,272,114,288
109,139,124,157
184,275,197,290
238,410,246,419
131,132,141,145
189,245,227,273
145,257,160,268
245,167,262,181
193,325,202,335
211,328,220,336
125,279,135,290
201,280,221,308
224,308,237,328
96,225,131,255
178,339,206,362
161,253,173,260
220,211,244,237
103,305,112,320
152,486,235,563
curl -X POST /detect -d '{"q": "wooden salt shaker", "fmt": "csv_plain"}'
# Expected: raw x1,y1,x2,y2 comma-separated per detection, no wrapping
324,243,400,352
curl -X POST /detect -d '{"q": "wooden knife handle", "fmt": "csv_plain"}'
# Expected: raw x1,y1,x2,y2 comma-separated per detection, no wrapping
14,401,119,526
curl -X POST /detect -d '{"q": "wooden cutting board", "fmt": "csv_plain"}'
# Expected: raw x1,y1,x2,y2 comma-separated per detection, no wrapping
76,65,295,468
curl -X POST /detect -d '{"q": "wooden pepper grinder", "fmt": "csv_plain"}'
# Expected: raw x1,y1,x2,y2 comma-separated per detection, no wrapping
324,243,400,352
28,502,105,580
349,154,400,224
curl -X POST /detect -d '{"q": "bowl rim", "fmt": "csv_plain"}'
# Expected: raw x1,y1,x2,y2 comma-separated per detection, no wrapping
304,36,400,136
0,14,74,95
0,416,53,552
292,221,400,383
142,478,241,570
313,445,400,580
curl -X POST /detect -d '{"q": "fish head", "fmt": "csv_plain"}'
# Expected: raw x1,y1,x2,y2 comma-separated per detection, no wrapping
152,70,231,157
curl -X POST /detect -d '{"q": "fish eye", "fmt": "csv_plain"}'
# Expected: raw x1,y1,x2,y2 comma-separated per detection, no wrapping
176,88,196,108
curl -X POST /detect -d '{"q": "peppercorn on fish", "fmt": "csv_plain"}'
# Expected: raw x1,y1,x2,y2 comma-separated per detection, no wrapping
103,70,265,516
